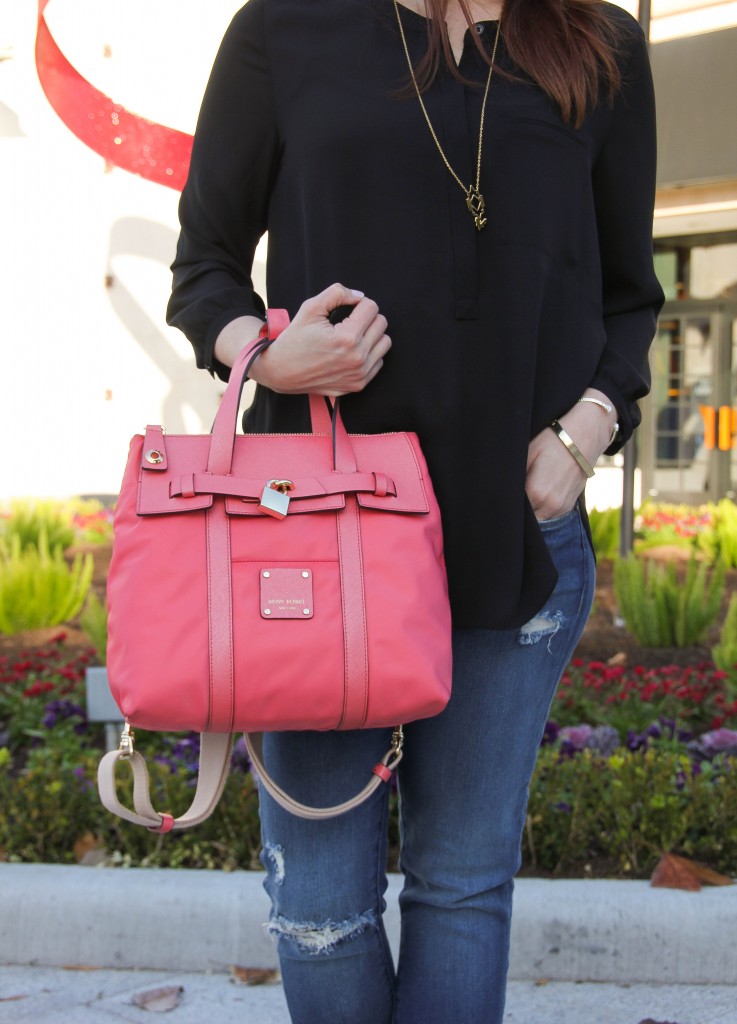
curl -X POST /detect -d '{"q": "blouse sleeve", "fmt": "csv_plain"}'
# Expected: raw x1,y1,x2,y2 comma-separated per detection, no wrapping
166,0,278,382
588,24,664,450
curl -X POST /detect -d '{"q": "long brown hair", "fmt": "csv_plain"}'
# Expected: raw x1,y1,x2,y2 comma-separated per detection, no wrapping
413,0,624,128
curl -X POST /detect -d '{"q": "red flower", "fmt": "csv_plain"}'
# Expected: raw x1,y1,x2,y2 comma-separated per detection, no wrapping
23,681,55,698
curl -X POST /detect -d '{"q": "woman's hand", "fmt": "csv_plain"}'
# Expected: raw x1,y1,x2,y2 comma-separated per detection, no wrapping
215,283,391,396
526,389,618,521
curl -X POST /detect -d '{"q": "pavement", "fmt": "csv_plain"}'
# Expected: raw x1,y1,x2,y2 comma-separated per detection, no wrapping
1,865,735,1024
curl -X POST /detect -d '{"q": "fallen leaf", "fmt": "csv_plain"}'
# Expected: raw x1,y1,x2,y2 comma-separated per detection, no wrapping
73,831,107,864
606,651,628,667
0,995,28,1003
638,1019,685,1024
686,860,734,887
651,853,701,890
131,985,184,1012
651,852,734,890
229,965,281,986
533,978,550,987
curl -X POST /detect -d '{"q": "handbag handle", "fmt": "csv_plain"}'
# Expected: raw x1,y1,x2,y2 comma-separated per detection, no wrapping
97,729,403,830
207,311,356,476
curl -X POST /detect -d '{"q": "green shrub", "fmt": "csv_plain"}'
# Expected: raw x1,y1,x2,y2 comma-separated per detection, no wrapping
0,747,104,863
0,742,261,870
523,747,737,877
1,499,76,553
696,499,737,568
80,592,107,662
613,554,725,647
0,532,93,635
2,741,735,878
588,507,620,560
712,593,737,701
3,636,736,877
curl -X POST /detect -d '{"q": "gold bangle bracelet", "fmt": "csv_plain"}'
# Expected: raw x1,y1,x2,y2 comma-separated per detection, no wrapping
549,420,595,479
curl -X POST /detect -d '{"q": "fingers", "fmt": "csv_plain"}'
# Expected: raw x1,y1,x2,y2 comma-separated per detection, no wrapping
303,282,365,321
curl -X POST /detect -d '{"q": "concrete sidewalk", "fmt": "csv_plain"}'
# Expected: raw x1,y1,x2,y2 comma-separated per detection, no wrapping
1,865,735,1023
1,964,736,1024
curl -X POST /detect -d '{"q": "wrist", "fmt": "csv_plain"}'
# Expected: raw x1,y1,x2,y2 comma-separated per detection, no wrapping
549,420,595,478
579,388,619,446
213,315,267,369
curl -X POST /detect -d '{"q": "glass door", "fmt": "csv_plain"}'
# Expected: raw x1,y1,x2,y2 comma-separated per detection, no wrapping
641,301,737,503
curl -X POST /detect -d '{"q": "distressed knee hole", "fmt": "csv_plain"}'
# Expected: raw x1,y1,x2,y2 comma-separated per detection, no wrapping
267,910,377,956
264,842,285,885
517,610,566,651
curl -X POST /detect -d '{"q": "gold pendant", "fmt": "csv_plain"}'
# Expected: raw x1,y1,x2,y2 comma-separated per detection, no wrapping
466,188,487,231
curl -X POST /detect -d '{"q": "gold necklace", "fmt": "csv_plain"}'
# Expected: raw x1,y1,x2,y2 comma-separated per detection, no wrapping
393,0,502,231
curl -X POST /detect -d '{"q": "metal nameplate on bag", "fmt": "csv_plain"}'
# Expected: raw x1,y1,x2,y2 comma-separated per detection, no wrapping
258,479,295,519
260,568,314,619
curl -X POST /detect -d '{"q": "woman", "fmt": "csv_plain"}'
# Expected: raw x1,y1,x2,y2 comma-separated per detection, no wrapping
167,1,663,1020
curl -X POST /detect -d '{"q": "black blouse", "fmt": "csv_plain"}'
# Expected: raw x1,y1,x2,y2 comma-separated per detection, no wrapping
167,0,664,629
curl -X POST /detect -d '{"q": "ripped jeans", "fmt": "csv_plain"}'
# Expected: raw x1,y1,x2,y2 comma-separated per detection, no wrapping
257,506,595,1024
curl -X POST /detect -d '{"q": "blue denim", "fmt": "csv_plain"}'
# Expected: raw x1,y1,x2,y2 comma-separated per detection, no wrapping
257,506,595,1024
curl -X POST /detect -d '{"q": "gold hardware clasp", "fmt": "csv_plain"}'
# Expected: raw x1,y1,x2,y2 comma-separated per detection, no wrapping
119,722,135,758
269,479,295,494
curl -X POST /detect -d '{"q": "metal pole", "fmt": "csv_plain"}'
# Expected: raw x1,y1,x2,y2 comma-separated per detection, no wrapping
619,0,653,560
619,438,637,559
638,0,652,42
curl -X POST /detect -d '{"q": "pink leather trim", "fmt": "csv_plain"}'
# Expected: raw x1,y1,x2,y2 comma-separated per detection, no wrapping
141,426,168,471
151,812,175,834
208,327,269,476
206,502,235,732
372,763,393,784
260,567,314,619
266,309,290,338
309,394,333,435
336,496,369,729
373,472,388,498
168,472,397,502
181,472,196,499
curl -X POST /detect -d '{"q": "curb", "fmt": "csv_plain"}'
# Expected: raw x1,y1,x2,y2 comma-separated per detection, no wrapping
1,864,735,984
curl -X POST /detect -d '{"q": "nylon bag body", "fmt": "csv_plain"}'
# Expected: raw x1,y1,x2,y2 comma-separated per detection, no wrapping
107,425,452,734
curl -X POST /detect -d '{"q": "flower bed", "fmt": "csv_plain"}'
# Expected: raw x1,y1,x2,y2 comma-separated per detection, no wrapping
1,636,735,877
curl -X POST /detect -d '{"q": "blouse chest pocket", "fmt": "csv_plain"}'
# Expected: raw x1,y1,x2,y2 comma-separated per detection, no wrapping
487,109,592,267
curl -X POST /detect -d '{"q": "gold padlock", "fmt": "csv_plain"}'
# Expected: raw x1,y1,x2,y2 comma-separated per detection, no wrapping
258,479,294,519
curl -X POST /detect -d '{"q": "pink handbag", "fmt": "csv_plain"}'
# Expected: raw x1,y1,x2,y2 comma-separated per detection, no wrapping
98,310,452,830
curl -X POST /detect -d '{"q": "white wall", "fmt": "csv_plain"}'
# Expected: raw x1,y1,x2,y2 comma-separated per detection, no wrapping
1,0,256,500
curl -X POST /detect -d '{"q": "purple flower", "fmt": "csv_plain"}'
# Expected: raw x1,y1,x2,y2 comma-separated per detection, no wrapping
231,735,252,773
556,723,621,758
700,728,737,755
688,727,737,762
587,725,621,757
627,718,692,752
73,765,93,792
559,725,593,750
540,721,559,747
42,699,87,731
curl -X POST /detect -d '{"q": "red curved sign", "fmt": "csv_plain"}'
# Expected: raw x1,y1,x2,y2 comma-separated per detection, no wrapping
35,0,193,190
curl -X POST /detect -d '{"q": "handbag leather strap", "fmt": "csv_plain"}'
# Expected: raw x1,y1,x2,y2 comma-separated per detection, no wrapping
97,730,403,829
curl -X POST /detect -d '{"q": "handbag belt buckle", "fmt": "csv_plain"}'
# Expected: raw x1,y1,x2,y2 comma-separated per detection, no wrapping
258,479,295,519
